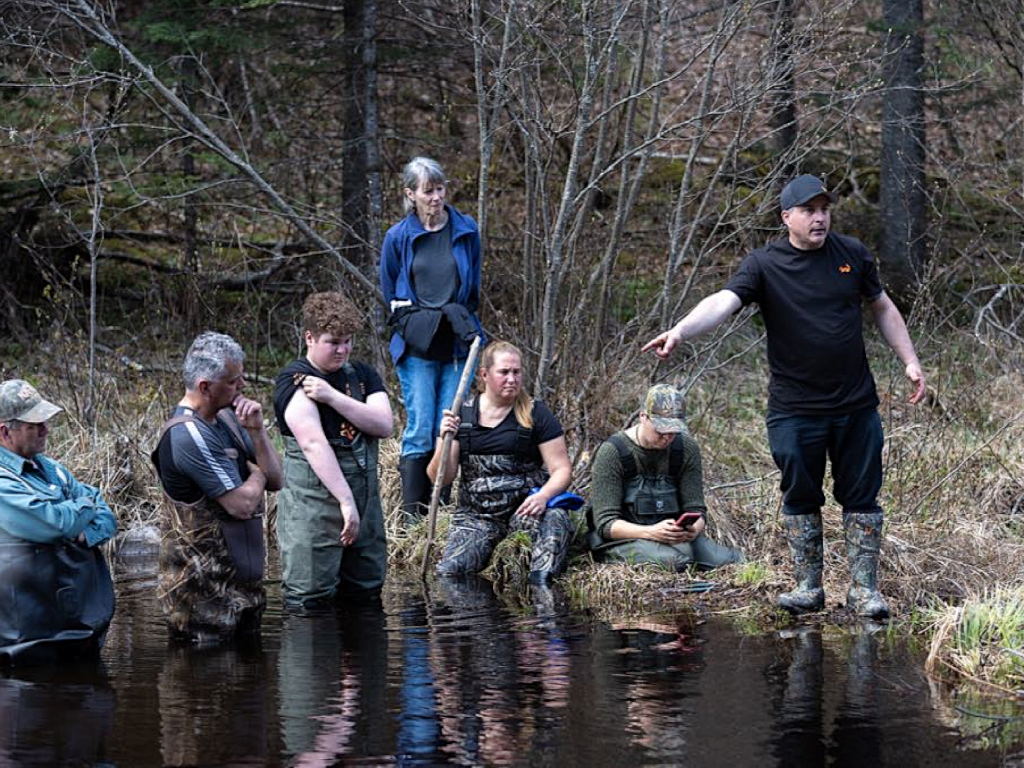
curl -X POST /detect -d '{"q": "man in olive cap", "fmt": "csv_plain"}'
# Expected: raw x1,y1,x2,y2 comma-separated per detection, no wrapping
644,174,926,619
0,379,116,660
587,384,743,570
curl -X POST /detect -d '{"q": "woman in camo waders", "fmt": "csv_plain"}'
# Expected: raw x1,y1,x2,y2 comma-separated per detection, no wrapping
427,341,574,584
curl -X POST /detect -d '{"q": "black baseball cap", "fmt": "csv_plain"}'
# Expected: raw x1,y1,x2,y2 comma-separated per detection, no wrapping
780,174,837,210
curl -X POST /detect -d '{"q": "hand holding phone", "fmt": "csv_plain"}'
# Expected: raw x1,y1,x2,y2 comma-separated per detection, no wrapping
675,512,703,529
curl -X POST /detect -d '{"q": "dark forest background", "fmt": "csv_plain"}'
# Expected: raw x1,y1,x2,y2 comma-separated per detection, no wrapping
1,1,1023,570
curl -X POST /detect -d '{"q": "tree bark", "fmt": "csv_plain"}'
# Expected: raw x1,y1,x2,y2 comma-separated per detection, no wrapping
879,0,926,308
343,0,370,269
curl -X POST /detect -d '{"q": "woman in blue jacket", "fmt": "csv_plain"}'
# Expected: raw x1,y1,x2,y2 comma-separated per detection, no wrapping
380,157,485,524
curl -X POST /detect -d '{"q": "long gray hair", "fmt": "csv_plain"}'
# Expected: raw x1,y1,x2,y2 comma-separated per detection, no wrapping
183,332,244,390
402,156,446,215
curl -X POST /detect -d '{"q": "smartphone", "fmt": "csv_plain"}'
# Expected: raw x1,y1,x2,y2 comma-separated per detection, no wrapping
675,512,703,529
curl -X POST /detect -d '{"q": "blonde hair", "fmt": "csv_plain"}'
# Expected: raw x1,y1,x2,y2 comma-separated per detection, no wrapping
479,341,533,429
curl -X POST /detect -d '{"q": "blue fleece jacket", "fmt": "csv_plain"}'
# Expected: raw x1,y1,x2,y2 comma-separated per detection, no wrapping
379,204,486,363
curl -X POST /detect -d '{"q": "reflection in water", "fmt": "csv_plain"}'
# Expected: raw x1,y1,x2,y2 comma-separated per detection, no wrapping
159,639,269,766
2,570,1021,766
427,575,575,765
609,614,705,762
0,662,116,766
278,598,389,766
771,624,885,767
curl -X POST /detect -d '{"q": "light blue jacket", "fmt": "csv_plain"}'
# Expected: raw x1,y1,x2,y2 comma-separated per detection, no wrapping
0,444,117,547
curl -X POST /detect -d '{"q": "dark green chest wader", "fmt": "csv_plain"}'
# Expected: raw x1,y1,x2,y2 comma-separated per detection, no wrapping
0,467,116,661
587,433,686,552
278,362,386,606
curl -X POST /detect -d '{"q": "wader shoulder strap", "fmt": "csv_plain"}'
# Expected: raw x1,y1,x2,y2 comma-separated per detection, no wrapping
151,414,201,470
608,433,638,481
668,433,684,478
341,362,367,403
215,411,250,456
457,396,477,455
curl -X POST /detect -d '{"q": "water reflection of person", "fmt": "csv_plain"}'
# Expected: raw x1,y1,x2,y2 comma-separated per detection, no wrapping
0,664,116,766
609,615,704,761
829,626,883,767
770,626,826,766
158,641,270,766
770,625,883,766
517,584,572,712
397,594,442,762
431,575,522,765
279,599,389,766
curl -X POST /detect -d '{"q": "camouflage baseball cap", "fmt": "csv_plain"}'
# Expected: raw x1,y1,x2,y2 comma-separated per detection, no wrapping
0,379,63,423
643,384,686,433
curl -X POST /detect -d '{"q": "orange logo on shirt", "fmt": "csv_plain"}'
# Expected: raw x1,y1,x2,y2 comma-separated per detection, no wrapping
839,263,852,274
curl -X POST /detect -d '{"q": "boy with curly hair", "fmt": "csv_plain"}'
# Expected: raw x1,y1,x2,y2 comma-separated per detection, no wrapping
273,292,393,610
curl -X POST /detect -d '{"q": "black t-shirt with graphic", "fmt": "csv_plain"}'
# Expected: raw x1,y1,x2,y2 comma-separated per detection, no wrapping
725,232,882,415
273,359,387,445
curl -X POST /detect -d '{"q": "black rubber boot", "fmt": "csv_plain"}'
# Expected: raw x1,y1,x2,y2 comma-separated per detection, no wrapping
843,511,890,620
777,514,826,614
398,455,433,526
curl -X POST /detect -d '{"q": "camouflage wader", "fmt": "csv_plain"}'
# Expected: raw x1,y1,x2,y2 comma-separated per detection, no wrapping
276,433,386,609
153,415,265,643
157,493,266,643
437,453,572,576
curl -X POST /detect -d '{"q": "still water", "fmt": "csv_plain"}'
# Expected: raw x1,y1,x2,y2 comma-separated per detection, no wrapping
1,567,1020,767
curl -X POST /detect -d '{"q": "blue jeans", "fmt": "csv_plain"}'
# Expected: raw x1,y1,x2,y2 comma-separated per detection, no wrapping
396,355,464,458
766,407,884,517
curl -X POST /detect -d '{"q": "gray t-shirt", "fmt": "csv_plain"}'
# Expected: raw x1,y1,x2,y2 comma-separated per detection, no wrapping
155,406,256,503
411,219,459,308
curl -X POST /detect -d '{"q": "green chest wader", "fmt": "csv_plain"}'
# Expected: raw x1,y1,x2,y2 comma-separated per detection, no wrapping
278,431,386,606
588,433,685,553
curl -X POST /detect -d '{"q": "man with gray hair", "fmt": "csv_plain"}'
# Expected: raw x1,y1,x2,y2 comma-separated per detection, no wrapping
0,379,116,661
152,331,283,643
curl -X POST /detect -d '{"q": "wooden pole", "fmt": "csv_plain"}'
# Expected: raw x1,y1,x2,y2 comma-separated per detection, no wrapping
420,335,482,579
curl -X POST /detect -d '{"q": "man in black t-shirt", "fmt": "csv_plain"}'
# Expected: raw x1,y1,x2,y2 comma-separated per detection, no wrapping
644,175,926,619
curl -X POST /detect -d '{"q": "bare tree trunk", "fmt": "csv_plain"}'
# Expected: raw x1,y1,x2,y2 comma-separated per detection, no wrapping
343,0,370,269
657,4,738,328
536,0,631,393
769,0,797,179
181,55,201,333
472,0,514,255
879,0,926,307
587,0,662,358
